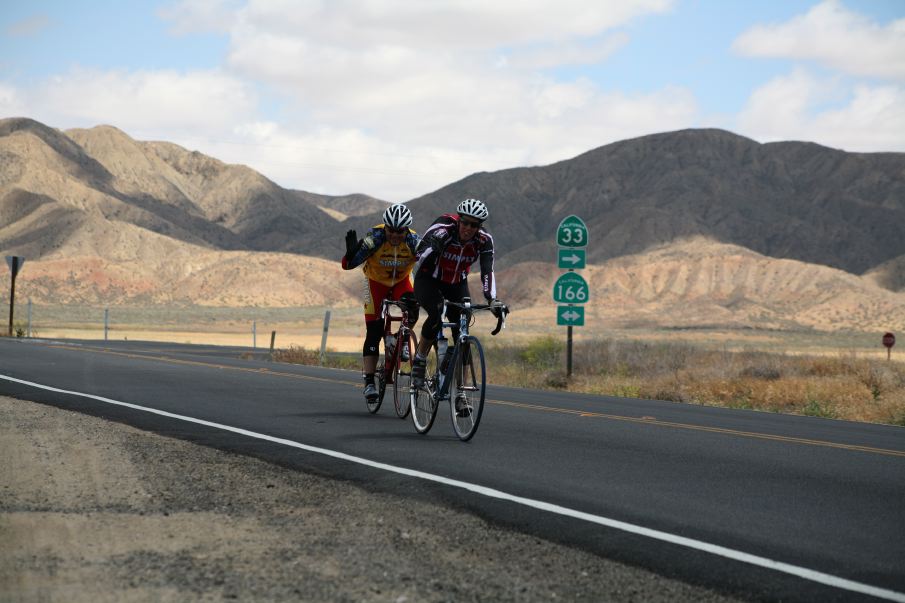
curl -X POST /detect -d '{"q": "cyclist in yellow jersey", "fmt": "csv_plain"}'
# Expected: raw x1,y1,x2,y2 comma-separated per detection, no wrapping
342,204,420,401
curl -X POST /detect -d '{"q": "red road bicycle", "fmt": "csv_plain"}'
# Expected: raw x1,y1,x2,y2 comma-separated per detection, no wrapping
369,297,419,418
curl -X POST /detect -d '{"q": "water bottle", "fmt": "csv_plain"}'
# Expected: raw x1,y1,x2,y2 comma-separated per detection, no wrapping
385,334,396,356
439,338,455,374
437,336,448,372
437,336,447,361
441,345,456,373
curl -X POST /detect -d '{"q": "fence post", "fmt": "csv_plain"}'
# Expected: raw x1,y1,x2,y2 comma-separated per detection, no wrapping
27,299,31,338
104,308,109,341
320,310,331,365
269,330,276,360
252,320,257,349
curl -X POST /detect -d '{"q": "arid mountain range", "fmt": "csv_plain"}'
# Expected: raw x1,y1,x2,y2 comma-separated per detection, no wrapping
1,116,903,332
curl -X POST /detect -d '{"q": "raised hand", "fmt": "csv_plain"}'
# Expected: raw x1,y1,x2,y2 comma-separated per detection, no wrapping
344,230,358,259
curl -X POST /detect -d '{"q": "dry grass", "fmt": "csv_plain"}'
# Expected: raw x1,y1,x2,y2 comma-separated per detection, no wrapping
270,336,905,425
273,336,905,425
272,345,360,370
483,336,905,426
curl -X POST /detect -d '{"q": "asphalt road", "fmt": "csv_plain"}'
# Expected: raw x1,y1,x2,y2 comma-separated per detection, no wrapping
2,337,904,602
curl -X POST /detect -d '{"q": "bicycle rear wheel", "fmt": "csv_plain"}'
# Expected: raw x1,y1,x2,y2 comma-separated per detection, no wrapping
393,328,416,419
450,336,486,441
411,344,439,434
368,355,386,414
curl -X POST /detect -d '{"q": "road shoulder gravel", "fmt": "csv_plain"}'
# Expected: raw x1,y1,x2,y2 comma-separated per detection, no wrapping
0,395,742,602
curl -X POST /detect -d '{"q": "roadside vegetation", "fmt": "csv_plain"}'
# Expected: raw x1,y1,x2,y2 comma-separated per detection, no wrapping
275,337,905,426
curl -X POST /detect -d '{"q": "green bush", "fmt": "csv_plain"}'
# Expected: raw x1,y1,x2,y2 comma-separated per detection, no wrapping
803,398,837,419
519,336,562,369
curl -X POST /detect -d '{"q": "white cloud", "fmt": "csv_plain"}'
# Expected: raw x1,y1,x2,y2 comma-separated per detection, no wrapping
232,0,672,50
0,82,27,116
173,81,697,201
733,0,905,81
158,0,241,34
196,0,690,198
738,70,905,152
24,68,257,137
9,0,701,200
507,34,630,70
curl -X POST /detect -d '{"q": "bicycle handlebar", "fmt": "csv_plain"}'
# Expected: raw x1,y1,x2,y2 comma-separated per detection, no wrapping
444,299,510,336
380,298,412,320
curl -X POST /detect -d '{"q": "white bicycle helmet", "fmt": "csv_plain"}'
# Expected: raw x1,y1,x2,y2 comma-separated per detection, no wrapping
383,203,413,230
457,198,489,221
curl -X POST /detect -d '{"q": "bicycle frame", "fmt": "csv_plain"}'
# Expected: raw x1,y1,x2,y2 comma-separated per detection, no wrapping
371,297,418,418
380,298,411,385
410,295,507,440
432,297,504,400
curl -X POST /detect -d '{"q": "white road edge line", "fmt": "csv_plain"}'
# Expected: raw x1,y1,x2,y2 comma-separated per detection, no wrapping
3,373,903,603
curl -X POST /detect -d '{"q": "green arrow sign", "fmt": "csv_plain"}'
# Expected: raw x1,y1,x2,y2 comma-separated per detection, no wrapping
557,305,584,326
556,215,588,248
553,272,589,304
557,249,586,269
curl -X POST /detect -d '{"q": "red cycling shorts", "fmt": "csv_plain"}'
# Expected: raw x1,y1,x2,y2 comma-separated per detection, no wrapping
363,276,414,322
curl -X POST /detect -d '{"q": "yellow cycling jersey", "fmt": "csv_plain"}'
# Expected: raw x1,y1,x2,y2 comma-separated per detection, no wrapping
345,225,419,286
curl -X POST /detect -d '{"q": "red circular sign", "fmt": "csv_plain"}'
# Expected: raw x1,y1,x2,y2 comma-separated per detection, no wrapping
883,332,895,348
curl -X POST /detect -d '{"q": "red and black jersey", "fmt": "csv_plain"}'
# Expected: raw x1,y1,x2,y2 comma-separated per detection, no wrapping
414,214,496,299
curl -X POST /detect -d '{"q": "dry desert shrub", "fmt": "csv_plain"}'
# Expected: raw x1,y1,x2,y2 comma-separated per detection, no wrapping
483,337,905,426
272,345,359,369
273,345,322,365
274,335,905,426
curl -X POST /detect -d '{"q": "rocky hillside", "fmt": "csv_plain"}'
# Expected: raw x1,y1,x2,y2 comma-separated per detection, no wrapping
495,238,905,331
369,129,905,277
2,117,904,332
0,118,384,261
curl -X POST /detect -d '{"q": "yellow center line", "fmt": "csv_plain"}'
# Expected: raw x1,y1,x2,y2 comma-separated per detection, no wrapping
488,399,905,458
42,342,905,457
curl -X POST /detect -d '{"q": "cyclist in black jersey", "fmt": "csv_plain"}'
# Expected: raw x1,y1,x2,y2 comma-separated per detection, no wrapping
411,199,503,411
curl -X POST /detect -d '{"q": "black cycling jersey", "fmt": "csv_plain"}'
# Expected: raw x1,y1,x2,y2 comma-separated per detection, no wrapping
414,214,496,300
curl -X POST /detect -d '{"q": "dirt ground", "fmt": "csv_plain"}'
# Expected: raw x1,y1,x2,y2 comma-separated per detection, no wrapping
0,395,742,602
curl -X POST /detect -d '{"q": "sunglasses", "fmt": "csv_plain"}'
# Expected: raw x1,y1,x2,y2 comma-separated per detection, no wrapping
459,219,482,229
386,226,407,234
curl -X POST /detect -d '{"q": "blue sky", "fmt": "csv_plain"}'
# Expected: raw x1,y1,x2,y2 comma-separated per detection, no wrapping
2,0,904,201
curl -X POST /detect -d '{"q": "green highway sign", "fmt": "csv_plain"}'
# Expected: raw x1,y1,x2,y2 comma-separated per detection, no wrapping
557,305,584,326
556,215,588,248
553,272,589,304
557,249,586,269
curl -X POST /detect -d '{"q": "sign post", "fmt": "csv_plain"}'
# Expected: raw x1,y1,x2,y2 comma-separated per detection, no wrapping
554,216,589,377
883,332,895,361
5,256,25,337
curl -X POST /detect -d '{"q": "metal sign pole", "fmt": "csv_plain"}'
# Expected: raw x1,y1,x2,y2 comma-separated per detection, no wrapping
8,273,14,336
554,216,588,378
7,257,19,337
883,332,896,361
567,325,573,377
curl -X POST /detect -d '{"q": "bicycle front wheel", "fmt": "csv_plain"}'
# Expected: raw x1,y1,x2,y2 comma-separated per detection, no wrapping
393,328,416,419
450,336,486,441
411,344,439,434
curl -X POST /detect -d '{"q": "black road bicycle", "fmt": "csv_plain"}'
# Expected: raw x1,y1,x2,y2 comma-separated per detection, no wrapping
410,297,508,441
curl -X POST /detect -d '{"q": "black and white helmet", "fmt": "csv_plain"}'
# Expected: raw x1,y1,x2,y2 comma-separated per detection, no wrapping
457,198,489,221
383,203,412,230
